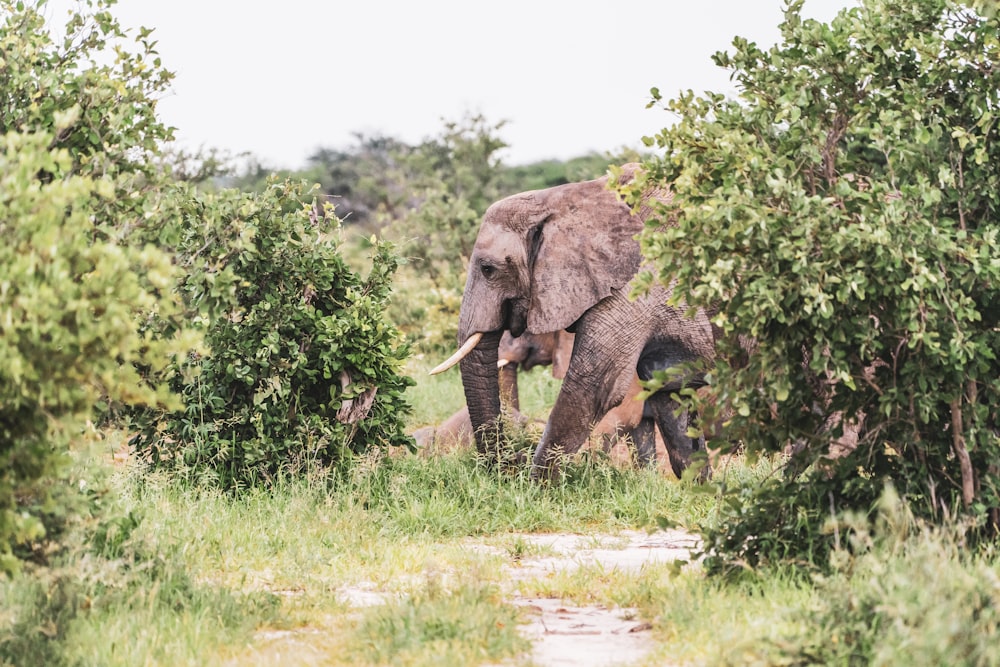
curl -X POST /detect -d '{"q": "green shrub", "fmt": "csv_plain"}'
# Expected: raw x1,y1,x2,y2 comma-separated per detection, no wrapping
631,0,1000,569
133,181,414,489
0,0,197,574
765,488,1000,666
0,133,188,574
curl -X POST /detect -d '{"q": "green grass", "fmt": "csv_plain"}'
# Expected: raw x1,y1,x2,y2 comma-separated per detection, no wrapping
349,575,529,667
403,356,469,427
4,365,998,666
1,433,730,666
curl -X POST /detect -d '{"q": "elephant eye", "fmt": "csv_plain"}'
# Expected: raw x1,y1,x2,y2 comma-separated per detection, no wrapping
480,263,496,279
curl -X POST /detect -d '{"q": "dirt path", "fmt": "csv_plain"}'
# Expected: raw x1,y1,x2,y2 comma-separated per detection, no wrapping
336,529,701,666
332,529,700,666
492,530,701,667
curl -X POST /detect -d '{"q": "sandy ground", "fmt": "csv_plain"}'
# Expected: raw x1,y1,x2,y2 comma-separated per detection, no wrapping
496,530,700,667
338,529,701,667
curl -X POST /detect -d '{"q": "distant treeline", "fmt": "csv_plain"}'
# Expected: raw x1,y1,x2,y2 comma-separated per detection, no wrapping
229,115,643,230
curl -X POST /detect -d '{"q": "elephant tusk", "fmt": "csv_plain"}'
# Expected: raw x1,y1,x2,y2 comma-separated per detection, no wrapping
497,359,510,369
429,332,484,375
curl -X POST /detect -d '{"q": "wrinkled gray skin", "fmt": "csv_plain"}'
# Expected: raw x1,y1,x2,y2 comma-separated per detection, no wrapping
416,330,658,462
456,164,717,479
499,329,658,464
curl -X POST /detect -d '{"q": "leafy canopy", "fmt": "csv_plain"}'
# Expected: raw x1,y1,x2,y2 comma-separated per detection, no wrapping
133,182,414,488
628,0,1000,569
0,0,192,573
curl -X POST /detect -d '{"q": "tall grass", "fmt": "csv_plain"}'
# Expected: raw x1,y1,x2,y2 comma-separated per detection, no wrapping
339,449,721,535
6,357,997,666
0,483,281,667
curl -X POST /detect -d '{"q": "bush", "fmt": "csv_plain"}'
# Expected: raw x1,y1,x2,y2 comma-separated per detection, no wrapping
765,488,1000,666
0,0,196,573
133,181,414,489
0,134,188,573
631,0,1000,569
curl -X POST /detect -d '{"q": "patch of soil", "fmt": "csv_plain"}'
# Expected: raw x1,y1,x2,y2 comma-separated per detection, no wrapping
514,597,653,667
336,529,700,667
498,530,700,667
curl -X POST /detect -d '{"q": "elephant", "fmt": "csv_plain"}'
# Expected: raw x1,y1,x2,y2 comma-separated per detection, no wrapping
412,330,559,454
497,329,570,412
430,164,717,480
415,329,660,465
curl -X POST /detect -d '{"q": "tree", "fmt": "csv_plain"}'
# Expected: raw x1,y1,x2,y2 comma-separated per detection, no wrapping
0,0,192,572
305,134,415,228
388,113,510,282
629,0,1000,569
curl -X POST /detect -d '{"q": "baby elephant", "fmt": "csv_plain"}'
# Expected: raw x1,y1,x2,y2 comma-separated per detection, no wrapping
414,330,660,464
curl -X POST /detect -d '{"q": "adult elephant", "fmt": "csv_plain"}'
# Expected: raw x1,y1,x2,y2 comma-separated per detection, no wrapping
500,329,658,465
431,164,717,479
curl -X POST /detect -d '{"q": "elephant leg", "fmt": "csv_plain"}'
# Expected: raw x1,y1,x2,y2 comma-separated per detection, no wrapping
531,379,609,477
646,392,708,480
529,293,652,480
531,349,640,479
627,416,657,467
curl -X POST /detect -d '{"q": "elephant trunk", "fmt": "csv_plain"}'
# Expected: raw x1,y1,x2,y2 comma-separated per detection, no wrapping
459,330,504,458
498,361,519,412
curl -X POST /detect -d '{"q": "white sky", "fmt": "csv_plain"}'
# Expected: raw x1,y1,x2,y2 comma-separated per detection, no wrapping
45,0,856,169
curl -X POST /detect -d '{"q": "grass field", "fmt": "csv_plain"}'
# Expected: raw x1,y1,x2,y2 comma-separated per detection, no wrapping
2,359,998,666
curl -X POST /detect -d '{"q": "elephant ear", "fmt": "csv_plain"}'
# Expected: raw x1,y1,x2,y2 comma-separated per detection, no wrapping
526,174,645,334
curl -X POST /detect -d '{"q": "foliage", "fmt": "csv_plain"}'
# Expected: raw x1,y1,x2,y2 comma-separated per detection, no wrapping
629,0,1000,569
766,487,1000,666
0,0,175,180
132,181,414,489
386,113,509,284
699,452,888,573
0,0,194,574
232,115,514,356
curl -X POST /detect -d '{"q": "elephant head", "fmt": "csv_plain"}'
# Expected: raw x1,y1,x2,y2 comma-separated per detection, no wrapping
497,330,573,411
432,165,715,478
